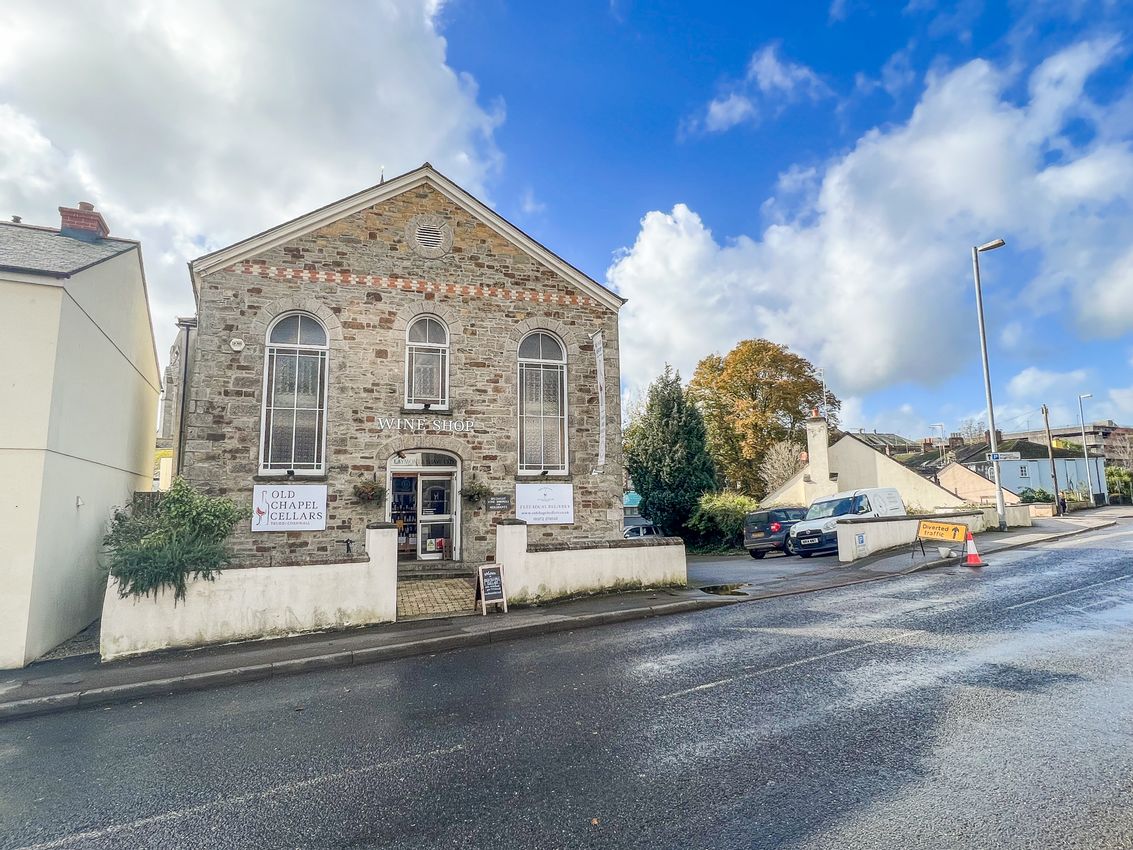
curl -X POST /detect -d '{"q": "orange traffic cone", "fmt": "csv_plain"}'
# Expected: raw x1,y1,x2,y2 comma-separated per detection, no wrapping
963,531,986,567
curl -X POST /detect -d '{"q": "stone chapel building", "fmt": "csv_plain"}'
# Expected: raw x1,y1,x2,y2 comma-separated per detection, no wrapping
168,164,625,570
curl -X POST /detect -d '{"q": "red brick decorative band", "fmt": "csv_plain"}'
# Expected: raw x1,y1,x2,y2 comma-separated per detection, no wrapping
226,262,597,307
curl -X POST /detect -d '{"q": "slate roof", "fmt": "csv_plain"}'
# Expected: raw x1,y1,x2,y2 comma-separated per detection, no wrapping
899,438,1085,470
0,221,137,278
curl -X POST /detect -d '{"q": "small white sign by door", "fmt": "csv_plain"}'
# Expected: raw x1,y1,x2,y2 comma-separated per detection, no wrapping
252,484,328,532
515,483,574,525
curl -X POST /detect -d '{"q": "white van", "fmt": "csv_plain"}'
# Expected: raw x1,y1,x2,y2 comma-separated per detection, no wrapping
787,488,905,557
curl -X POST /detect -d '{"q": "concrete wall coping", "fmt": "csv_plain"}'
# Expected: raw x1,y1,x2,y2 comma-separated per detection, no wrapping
526,536,684,553
839,510,981,526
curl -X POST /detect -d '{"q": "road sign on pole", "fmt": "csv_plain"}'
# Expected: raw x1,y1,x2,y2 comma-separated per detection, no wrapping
986,451,1021,462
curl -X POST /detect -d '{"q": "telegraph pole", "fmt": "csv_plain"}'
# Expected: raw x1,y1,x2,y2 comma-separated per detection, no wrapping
1042,404,1060,514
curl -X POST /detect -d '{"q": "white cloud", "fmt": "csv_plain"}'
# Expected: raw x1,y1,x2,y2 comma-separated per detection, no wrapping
704,93,757,133
686,43,827,135
1007,366,1089,399
519,187,546,215
747,45,829,100
612,38,1133,402
0,0,503,361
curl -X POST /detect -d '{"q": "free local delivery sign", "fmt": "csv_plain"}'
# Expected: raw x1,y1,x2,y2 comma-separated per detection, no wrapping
252,484,327,532
515,483,574,525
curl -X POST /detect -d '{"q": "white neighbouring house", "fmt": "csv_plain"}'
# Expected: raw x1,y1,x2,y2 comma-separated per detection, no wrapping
762,416,966,512
0,205,160,669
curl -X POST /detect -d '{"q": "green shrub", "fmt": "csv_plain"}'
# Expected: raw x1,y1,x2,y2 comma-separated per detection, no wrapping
686,491,760,549
104,478,246,602
1018,487,1054,504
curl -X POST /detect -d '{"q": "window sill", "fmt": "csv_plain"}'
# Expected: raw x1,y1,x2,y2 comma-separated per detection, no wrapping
254,473,329,483
400,407,452,416
515,474,572,483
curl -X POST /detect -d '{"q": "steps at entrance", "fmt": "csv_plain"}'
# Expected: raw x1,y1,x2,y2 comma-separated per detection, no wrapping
397,561,475,581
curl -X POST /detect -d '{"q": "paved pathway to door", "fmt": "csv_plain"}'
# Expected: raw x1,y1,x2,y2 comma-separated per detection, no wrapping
397,578,476,619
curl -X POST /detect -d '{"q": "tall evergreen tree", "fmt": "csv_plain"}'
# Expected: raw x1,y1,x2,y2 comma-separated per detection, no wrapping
624,366,717,534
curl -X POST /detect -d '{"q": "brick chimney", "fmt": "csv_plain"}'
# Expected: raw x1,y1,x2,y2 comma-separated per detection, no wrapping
805,414,831,485
59,201,109,242
948,434,964,450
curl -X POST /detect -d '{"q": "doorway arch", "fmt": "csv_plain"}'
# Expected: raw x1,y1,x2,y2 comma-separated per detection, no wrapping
385,449,462,561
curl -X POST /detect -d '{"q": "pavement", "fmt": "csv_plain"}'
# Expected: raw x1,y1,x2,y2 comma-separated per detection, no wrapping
1,518,1131,848
0,509,1121,723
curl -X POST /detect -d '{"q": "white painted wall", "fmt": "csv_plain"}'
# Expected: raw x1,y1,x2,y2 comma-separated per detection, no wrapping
0,279,62,668
0,250,161,668
938,463,1021,505
495,523,687,603
763,428,966,513
836,512,985,562
100,526,398,660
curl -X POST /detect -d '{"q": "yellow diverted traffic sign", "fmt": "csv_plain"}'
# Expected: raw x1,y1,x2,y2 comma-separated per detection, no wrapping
916,520,967,542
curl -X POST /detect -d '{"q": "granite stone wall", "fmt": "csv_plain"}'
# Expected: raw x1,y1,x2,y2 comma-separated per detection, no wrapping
181,182,623,567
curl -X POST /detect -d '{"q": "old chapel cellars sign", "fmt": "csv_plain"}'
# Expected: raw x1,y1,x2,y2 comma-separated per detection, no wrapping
251,484,328,532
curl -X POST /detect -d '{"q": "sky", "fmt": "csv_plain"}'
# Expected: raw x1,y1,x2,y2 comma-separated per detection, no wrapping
2,0,1132,440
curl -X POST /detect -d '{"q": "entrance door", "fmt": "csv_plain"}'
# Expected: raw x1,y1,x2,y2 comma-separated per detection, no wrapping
417,475,454,560
391,474,419,560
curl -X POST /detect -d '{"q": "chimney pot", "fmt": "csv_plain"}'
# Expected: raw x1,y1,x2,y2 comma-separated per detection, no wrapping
77,201,94,211
10,215,20,224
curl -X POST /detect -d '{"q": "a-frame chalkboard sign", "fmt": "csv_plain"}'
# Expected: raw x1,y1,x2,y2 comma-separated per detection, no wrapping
477,564,508,615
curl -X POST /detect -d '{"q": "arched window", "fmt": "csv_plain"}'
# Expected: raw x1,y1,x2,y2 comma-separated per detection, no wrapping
405,315,449,409
518,331,567,474
260,312,329,474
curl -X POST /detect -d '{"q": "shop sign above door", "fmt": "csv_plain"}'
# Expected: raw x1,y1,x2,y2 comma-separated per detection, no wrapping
376,417,476,434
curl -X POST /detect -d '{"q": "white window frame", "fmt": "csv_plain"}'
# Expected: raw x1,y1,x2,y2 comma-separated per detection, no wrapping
517,330,569,476
1019,464,1029,478
404,315,450,410
259,312,330,476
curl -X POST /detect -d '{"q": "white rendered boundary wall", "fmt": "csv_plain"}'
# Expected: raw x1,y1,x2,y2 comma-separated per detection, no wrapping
495,521,687,603
100,524,397,661
835,505,1034,563
835,511,985,563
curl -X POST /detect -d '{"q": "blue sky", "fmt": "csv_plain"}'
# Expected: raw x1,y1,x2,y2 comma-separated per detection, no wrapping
1,0,1131,439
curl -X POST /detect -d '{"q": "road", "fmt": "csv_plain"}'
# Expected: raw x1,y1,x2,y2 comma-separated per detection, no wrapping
2,522,1132,849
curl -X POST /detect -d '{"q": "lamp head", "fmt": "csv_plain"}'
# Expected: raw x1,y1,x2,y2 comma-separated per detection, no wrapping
1080,393,1092,401
977,238,1006,252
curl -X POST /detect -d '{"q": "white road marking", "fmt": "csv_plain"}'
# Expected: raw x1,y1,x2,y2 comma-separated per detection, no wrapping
660,630,921,700
13,743,465,850
1002,574,1133,611
1042,528,1133,547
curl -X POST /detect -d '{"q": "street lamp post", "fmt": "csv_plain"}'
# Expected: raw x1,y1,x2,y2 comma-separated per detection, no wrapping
972,238,1007,531
1078,392,1095,506
930,423,946,466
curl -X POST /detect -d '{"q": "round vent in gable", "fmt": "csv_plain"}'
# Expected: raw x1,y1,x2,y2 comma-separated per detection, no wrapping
405,214,453,259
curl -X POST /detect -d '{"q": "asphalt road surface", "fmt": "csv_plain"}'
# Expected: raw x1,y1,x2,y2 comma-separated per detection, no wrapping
3,522,1132,849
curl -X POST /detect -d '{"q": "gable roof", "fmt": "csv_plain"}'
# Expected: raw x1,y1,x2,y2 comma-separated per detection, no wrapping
0,220,137,279
899,438,1086,470
191,163,625,312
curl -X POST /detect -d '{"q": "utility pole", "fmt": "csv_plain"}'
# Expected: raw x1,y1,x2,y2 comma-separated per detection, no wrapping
1078,393,1095,506
1042,404,1060,514
972,239,1008,530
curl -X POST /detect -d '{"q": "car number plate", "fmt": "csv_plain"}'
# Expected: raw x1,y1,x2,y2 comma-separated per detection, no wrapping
801,538,817,545
751,531,765,538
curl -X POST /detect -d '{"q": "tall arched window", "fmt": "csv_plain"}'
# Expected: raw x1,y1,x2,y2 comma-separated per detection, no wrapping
405,315,449,409
260,312,329,474
518,331,567,474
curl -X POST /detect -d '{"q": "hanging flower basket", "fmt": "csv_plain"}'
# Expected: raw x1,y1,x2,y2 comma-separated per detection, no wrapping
353,482,387,504
459,480,492,504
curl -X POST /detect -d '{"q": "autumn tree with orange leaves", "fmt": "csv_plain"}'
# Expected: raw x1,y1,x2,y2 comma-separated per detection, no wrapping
689,339,839,497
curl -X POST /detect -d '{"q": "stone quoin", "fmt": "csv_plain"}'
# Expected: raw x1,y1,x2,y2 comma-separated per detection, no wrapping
166,163,626,568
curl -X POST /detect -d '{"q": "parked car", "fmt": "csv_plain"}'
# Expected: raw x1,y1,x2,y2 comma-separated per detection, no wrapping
787,488,906,557
623,524,661,539
743,507,807,558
